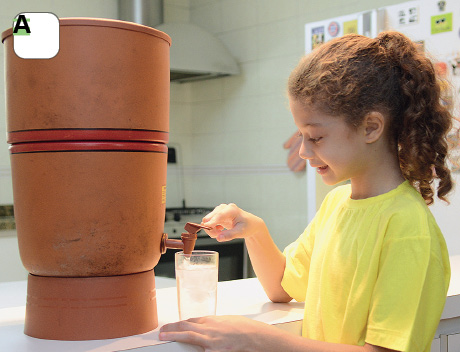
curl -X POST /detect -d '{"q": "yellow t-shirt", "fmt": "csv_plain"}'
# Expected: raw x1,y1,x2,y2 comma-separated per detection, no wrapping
281,181,450,352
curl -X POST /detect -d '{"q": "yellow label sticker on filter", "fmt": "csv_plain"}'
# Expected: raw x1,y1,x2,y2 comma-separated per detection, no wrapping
162,185,166,204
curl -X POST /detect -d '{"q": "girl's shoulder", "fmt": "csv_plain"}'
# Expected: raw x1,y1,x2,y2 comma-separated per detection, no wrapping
321,181,431,222
319,181,430,220
371,182,441,242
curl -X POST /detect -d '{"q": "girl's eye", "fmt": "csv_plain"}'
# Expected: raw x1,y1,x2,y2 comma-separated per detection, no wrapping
309,137,322,144
296,130,302,137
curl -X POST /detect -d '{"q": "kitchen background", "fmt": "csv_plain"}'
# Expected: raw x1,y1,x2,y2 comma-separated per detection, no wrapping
1,0,459,282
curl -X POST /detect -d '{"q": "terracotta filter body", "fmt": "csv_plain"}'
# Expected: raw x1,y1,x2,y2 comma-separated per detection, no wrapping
1,18,171,340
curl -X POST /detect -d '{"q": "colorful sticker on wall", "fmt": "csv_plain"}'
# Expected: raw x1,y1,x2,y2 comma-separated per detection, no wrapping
311,26,325,50
447,127,460,173
397,6,418,26
343,20,358,34
450,55,460,76
435,62,454,111
328,21,340,37
431,13,453,34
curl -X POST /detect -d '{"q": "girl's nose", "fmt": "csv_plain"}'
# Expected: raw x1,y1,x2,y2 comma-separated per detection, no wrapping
299,140,314,160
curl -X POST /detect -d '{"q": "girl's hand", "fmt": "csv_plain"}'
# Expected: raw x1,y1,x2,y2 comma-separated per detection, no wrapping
158,315,284,352
201,204,265,242
159,316,397,352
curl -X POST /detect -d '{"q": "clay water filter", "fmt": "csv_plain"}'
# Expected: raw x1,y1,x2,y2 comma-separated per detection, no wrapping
1,18,190,340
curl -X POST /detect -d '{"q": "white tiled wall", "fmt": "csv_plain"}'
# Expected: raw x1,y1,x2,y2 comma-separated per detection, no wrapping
0,233,28,282
164,0,190,22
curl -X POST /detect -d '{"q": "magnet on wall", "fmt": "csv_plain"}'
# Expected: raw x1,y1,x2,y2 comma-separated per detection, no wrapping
449,55,460,76
437,0,446,11
431,13,453,34
328,21,339,37
311,26,325,50
343,19,358,34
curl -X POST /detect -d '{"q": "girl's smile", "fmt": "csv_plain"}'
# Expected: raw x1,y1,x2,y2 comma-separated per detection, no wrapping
315,165,329,175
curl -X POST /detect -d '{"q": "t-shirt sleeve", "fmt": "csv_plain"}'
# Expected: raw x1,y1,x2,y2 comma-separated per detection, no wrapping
281,220,315,302
365,213,450,351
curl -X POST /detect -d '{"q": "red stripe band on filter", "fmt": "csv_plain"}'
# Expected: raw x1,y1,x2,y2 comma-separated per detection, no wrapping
7,129,169,144
9,141,168,154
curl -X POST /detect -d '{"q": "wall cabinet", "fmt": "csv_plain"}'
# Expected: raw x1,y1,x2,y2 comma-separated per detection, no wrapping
432,337,440,352
446,333,460,352
432,332,460,352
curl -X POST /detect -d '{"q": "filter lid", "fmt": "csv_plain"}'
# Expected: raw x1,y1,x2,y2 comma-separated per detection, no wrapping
2,17,171,45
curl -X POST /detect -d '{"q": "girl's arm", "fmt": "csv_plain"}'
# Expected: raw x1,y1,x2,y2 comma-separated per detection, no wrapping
201,203,291,303
244,224,292,302
159,315,398,352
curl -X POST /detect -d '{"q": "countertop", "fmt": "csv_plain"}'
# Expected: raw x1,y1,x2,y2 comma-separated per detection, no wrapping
1,255,459,351
0,277,304,352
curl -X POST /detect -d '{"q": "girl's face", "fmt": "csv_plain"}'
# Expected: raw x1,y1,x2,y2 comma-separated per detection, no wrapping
289,98,370,186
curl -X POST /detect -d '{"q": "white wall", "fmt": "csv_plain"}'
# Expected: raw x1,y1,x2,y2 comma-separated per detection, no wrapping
0,232,27,282
431,172,460,256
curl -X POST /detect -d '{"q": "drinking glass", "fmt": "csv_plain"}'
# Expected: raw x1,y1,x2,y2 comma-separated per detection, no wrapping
175,250,219,320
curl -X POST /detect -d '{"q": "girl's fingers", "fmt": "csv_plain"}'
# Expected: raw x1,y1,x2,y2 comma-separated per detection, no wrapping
202,204,232,223
201,204,252,241
203,224,224,238
159,319,210,345
215,223,245,241
202,204,240,233
159,330,206,346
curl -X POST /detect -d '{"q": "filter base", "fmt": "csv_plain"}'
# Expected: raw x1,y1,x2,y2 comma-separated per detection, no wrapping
24,270,158,340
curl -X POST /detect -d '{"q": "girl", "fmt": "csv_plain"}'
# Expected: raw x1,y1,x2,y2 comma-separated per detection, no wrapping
159,31,453,352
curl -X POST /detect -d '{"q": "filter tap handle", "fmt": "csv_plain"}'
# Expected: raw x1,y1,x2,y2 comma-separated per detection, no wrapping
184,222,212,234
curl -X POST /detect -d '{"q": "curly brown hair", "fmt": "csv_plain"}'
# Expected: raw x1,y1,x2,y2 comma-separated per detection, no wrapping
288,31,453,205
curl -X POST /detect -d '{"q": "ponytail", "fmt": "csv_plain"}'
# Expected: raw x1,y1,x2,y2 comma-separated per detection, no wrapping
376,31,452,204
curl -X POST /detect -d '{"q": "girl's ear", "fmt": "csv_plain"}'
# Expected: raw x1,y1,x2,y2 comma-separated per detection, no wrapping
363,111,385,144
